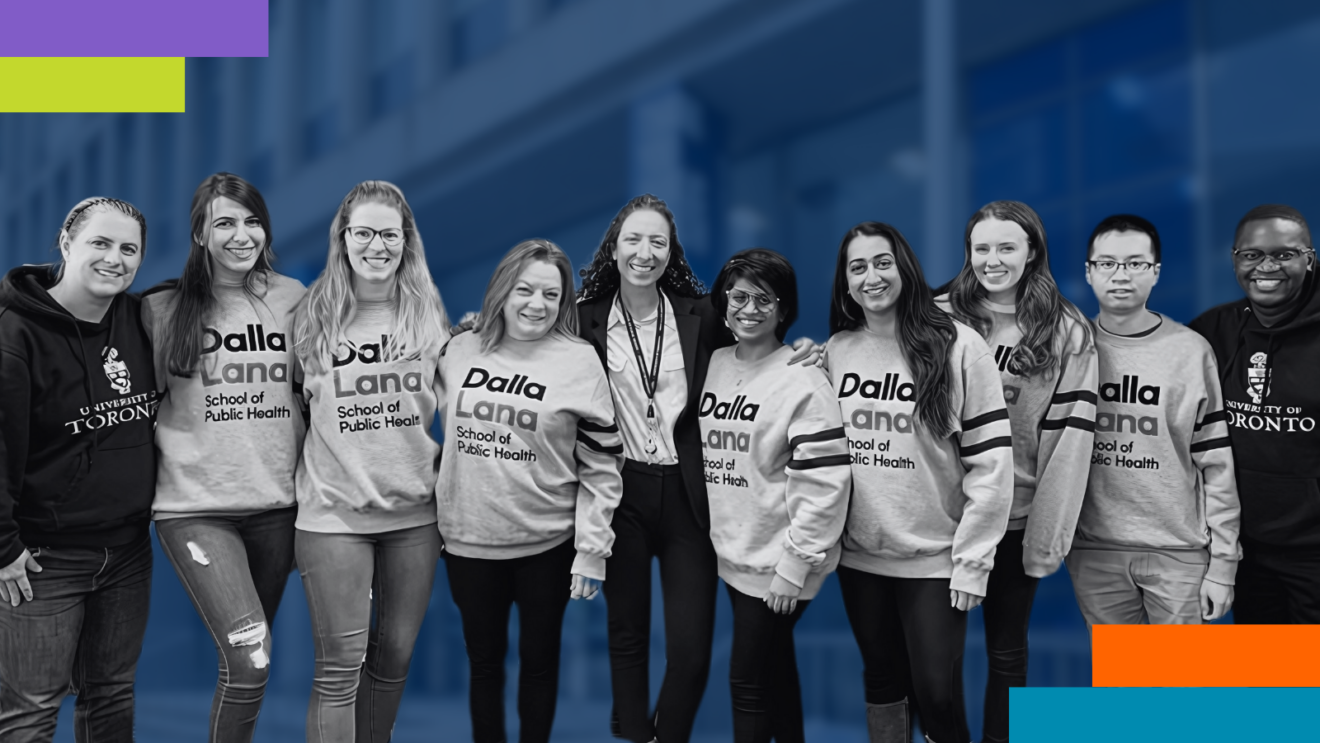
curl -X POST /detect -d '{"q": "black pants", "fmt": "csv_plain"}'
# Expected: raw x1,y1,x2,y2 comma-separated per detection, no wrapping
837,566,970,743
445,539,575,743
1234,546,1320,624
605,460,718,743
726,584,809,743
979,528,1038,743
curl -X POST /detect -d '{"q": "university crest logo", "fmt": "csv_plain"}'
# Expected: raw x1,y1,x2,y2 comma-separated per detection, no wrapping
1247,351,1269,404
102,347,132,395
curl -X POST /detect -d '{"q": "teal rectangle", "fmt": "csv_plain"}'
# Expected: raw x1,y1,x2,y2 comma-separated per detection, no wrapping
1013,687,1320,741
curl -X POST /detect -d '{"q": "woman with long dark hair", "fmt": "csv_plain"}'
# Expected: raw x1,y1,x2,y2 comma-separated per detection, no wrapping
437,238,623,743
938,201,1096,743
291,181,449,743
701,249,851,743
0,197,157,741
826,221,1012,743
576,194,816,743
143,172,306,743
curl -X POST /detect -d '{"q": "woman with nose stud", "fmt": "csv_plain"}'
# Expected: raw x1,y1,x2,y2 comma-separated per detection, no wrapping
0,197,157,742
142,173,307,743
575,195,819,743
826,222,1012,743
936,201,1097,743
290,181,449,743
436,239,624,743
700,249,851,743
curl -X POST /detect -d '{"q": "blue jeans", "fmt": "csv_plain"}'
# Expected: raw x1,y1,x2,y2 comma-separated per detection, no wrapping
296,525,441,743
155,507,297,743
0,532,153,743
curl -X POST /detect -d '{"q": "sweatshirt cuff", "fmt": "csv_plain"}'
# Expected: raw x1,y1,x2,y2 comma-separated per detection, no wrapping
1022,549,1064,579
774,552,813,589
950,565,990,597
571,551,607,582
0,539,26,569
1206,556,1237,587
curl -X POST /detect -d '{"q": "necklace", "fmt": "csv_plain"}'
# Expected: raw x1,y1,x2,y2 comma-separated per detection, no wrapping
620,289,665,457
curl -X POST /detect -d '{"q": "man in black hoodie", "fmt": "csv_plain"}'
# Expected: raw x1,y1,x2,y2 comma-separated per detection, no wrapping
1189,204,1320,623
0,197,159,740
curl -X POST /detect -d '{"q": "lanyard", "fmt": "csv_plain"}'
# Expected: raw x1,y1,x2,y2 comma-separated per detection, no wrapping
619,289,665,420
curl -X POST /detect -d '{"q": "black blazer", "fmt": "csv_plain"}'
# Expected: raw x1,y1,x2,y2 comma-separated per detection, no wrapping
577,289,734,529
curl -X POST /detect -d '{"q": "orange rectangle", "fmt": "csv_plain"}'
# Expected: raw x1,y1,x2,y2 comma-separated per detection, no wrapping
1092,625,1320,687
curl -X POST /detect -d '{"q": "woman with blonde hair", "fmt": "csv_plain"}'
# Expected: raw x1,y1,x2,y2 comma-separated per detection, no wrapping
437,238,623,743
291,181,449,743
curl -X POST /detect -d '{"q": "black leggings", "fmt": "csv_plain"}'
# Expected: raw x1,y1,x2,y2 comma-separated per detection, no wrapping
726,584,809,743
980,528,1038,743
605,460,718,743
444,538,575,743
837,566,970,743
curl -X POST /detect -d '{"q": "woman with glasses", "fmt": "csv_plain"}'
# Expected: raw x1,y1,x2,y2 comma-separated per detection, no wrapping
699,249,850,743
1190,203,1320,623
575,195,818,743
142,173,305,743
0,197,156,741
936,200,1096,743
827,221,1012,743
436,239,623,743
290,181,449,743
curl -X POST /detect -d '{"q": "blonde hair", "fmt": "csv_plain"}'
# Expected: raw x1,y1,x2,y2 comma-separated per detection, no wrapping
292,181,449,374
475,239,578,352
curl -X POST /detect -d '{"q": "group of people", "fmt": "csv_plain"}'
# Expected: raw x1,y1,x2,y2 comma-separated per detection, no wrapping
0,171,1314,743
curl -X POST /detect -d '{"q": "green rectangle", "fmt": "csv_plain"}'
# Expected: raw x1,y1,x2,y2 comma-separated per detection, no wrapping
0,58,184,112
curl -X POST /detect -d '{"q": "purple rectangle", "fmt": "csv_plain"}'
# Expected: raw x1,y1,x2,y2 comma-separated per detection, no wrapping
0,0,268,57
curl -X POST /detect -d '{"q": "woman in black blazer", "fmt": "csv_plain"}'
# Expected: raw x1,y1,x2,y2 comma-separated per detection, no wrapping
576,194,815,743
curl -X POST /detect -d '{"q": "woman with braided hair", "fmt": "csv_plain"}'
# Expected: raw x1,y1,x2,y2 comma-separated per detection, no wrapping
0,197,158,742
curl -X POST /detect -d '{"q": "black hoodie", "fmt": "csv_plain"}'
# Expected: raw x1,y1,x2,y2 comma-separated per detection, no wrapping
1190,270,1320,551
0,264,158,567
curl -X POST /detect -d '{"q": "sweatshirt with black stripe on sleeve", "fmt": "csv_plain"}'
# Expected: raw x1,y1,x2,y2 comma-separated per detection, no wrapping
700,344,851,600
435,329,624,581
826,322,1014,596
1076,315,1240,586
937,297,1099,577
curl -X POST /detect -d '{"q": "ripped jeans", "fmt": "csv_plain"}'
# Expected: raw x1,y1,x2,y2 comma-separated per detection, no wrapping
156,507,297,743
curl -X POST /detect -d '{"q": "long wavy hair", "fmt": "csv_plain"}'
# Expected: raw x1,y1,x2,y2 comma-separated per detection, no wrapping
576,194,705,302
943,200,1093,379
830,221,957,439
292,181,449,374
158,173,276,376
475,239,580,352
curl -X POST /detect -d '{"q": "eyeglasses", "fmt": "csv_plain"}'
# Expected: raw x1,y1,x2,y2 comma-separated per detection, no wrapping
1087,260,1157,275
726,288,777,311
344,226,404,247
1231,247,1313,267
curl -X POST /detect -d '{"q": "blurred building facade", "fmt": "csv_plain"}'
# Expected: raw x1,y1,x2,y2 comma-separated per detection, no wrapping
4,0,1320,740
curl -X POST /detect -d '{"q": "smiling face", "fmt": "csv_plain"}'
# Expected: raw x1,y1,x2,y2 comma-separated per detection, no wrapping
204,195,266,283
345,201,404,287
1234,218,1315,309
613,209,671,290
60,210,144,300
724,275,782,346
969,217,1034,303
1086,230,1160,313
503,259,563,342
846,233,903,321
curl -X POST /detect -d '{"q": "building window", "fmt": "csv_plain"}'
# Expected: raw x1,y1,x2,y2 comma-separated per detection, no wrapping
451,0,508,70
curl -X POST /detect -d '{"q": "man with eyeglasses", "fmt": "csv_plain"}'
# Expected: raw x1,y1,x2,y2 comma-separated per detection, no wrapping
1067,214,1240,627
1190,204,1320,623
